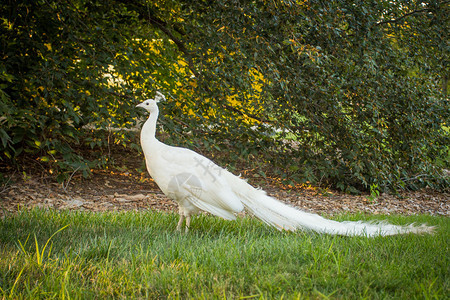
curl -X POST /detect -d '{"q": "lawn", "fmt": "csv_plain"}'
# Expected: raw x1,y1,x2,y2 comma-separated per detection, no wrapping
0,209,448,299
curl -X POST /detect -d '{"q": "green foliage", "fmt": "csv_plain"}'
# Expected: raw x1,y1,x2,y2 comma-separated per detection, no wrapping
177,0,449,192
0,0,184,181
0,209,448,298
0,0,448,191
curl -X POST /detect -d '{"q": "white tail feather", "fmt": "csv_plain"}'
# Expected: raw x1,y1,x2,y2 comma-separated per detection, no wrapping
224,171,433,237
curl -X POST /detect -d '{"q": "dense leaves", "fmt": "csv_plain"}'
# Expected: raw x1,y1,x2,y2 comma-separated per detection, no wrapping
0,0,182,180
1,0,448,192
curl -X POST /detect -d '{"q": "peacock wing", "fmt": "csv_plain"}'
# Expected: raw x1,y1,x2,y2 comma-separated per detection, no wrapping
156,145,244,216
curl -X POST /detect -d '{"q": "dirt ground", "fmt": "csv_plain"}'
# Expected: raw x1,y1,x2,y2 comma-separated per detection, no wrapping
0,149,448,219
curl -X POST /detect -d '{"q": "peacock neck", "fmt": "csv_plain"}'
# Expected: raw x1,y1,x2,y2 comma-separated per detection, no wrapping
141,108,159,145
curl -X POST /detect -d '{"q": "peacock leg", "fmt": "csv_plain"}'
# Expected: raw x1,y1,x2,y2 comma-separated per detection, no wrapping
185,215,191,233
176,214,185,231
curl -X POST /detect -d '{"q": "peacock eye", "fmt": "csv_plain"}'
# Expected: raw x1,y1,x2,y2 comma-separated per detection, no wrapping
146,102,149,105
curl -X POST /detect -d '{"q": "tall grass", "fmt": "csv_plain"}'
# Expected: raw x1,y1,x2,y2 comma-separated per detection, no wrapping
0,209,448,299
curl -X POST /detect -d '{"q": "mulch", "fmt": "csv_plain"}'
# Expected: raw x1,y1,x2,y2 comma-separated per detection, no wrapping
1,167,448,219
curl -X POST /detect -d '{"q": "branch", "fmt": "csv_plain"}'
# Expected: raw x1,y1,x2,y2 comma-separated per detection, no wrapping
115,0,200,78
115,0,268,123
145,15,200,79
221,103,265,123
373,8,430,27
373,1,449,27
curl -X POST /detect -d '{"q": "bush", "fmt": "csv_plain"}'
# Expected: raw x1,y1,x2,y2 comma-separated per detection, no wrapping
1,1,448,191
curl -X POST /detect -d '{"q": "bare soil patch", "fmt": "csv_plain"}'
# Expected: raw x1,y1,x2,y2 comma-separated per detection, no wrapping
1,148,448,219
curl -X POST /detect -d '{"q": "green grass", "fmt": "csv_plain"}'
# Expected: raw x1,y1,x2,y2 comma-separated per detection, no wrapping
0,209,448,299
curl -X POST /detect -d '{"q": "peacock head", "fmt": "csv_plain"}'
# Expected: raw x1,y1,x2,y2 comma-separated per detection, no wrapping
136,98,158,113
136,92,166,113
